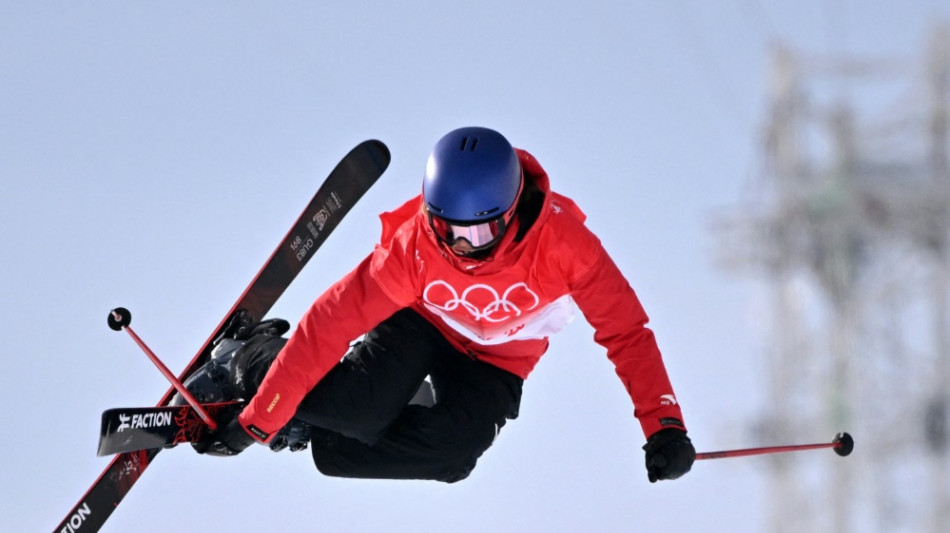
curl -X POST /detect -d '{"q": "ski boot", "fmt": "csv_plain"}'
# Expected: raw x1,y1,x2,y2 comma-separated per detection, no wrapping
172,314,312,453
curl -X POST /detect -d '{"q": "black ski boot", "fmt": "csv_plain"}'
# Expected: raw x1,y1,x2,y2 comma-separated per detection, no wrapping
173,316,312,453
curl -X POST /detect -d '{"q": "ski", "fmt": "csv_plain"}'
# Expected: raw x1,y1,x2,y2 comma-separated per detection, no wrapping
54,140,390,533
97,402,242,456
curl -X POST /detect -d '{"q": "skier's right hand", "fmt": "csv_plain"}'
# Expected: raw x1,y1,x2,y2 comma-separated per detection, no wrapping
194,417,257,457
642,428,696,482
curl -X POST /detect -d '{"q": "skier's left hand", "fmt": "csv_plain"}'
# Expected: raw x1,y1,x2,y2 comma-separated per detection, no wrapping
194,418,257,457
642,428,696,482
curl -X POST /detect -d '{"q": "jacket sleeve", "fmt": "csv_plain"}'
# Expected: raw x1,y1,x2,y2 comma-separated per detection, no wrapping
568,239,687,440
238,253,402,440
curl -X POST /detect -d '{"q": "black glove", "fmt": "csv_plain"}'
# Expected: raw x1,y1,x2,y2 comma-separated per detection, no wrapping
268,419,312,453
642,428,696,483
194,417,258,457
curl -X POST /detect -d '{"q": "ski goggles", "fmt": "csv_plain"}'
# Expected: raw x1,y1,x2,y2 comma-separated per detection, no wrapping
428,213,509,249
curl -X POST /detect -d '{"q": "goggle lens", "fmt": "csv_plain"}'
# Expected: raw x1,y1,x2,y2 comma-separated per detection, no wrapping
430,215,506,248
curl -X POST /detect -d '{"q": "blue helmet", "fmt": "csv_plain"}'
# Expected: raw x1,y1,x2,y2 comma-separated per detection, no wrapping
423,126,523,224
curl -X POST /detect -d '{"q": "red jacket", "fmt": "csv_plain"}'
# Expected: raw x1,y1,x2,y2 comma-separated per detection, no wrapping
240,149,686,441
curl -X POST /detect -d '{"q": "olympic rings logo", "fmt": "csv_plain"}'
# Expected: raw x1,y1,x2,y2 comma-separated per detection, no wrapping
423,280,540,323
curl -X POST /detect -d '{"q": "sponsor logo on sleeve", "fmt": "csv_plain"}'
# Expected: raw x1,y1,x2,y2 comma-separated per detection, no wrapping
660,394,678,406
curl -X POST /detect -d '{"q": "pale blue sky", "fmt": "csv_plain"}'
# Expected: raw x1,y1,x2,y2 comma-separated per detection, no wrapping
2,2,947,532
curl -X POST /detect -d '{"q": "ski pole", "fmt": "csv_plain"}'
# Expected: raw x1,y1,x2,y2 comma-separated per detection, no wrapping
695,432,853,460
108,307,218,430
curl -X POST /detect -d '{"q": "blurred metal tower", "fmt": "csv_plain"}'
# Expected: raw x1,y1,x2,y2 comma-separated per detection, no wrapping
715,24,949,533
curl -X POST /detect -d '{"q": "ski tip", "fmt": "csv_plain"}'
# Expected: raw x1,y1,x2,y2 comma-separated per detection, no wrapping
358,139,391,163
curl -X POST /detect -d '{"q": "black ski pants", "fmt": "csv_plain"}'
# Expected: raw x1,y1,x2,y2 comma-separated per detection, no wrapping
294,308,524,483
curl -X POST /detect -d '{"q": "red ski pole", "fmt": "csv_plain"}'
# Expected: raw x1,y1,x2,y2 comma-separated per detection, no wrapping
108,307,218,430
696,432,854,460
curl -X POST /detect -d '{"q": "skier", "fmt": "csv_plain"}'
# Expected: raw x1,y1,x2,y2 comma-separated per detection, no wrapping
193,126,696,484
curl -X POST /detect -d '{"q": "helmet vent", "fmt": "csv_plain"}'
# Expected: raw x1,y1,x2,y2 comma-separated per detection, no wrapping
459,136,479,151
